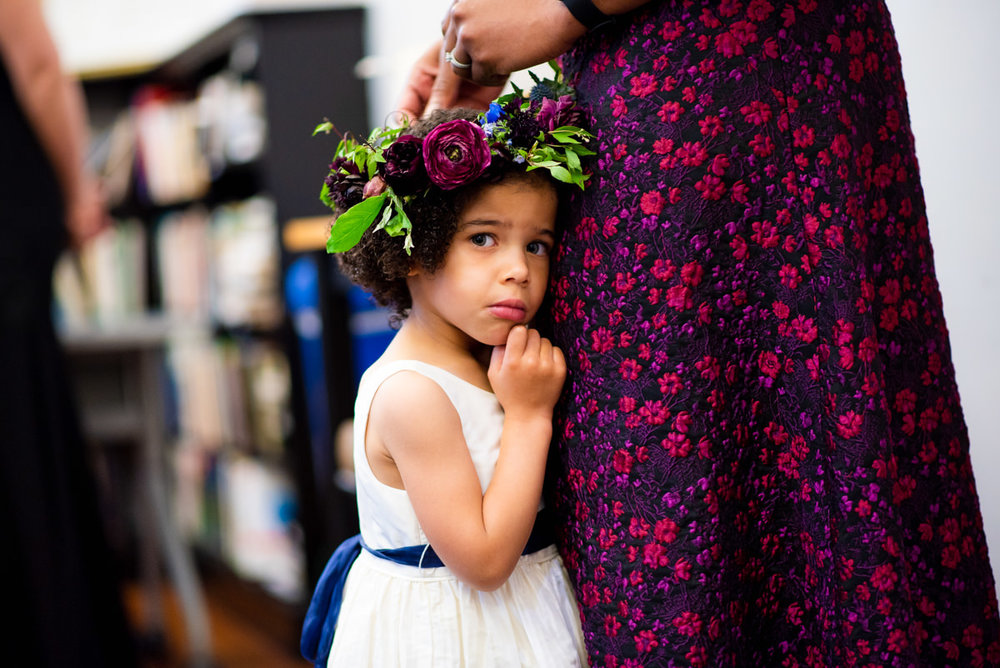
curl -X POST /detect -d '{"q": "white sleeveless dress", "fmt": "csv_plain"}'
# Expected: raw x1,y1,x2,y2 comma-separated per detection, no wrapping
326,360,587,667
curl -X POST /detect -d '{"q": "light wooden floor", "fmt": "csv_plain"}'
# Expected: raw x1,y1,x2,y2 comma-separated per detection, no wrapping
124,580,311,668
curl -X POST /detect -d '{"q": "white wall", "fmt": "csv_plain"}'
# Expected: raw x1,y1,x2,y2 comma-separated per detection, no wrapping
47,0,999,585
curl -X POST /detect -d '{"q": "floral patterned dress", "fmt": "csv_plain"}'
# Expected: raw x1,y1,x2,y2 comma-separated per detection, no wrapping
547,1,1000,666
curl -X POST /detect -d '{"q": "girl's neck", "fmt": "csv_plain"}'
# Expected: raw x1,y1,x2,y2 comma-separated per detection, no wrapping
379,317,492,391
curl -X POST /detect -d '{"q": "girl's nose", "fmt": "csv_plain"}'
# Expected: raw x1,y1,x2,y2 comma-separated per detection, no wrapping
503,251,530,283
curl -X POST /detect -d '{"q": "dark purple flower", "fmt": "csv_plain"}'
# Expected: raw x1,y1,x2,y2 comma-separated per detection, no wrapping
536,94,586,131
505,106,544,146
326,157,365,210
422,119,491,190
381,134,427,194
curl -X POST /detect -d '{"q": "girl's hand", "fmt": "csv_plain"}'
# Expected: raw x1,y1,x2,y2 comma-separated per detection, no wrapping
488,326,566,421
441,0,586,86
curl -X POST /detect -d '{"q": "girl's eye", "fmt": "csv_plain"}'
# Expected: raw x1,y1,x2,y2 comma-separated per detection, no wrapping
527,240,551,256
470,233,495,247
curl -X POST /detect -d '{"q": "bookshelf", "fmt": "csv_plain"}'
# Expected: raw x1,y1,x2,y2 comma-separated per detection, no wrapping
57,6,369,652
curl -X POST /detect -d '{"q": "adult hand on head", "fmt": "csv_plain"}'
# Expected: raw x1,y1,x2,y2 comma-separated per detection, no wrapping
441,0,586,86
396,40,506,122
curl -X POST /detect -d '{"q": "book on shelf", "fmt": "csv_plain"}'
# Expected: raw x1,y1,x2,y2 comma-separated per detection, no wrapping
52,218,147,328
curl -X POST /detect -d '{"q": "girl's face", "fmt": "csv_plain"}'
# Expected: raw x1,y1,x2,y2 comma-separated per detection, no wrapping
406,177,558,349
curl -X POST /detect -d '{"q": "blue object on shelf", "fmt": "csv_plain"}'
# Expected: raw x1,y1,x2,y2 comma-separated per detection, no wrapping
284,256,331,491
345,285,394,390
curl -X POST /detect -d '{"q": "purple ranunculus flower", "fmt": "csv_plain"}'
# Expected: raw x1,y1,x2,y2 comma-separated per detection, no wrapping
326,157,366,210
536,95,585,131
381,134,427,195
422,119,491,190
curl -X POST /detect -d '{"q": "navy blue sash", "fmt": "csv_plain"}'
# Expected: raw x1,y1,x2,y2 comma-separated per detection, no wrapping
300,509,554,667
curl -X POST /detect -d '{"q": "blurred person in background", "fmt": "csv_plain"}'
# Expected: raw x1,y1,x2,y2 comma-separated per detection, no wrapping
0,0,138,665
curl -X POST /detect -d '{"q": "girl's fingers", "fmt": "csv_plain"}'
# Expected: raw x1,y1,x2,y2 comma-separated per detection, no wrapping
504,325,528,358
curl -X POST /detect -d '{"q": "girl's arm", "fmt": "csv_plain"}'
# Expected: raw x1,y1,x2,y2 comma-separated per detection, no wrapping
0,0,106,247
369,327,565,591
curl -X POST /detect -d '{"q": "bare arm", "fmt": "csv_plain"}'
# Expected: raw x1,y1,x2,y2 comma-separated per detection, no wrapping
370,327,565,590
0,0,106,246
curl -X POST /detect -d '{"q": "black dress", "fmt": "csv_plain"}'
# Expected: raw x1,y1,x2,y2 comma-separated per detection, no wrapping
0,58,137,667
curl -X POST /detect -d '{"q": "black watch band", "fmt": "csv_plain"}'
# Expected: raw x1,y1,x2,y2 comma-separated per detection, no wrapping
560,0,614,32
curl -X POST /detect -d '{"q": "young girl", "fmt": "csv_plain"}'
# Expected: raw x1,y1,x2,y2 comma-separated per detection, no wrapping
300,74,592,667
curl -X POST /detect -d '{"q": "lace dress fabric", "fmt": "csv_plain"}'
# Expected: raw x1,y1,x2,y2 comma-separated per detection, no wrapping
548,1,1000,665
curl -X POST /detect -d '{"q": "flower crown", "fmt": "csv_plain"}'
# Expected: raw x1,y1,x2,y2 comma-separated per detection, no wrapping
316,62,593,255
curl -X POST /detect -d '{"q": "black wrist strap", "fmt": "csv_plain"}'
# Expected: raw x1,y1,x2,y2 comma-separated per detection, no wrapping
561,0,614,32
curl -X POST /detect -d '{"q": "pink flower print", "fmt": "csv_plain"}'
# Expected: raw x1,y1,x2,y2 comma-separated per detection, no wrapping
677,141,708,167
792,124,815,148
614,272,637,294
629,516,650,539
715,31,744,58
893,388,917,413
653,137,674,154
612,449,634,475
667,285,693,310
610,95,628,118
747,0,775,21
758,351,781,378
662,432,692,457
582,248,602,271
643,542,668,567
837,411,863,439
591,327,616,353
658,101,684,123
640,190,666,215
634,630,659,653
779,264,802,289
630,72,659,98
659,20,684,41
741,100,773,126
619,358,642,381
581,582,600,607
695,174,726,200
658,372,683,395
699,115,724,138
672,611,703,637
871,563,898,592
681,261,704,287
654,517,679,543
652,257,676,281
604,615,621,638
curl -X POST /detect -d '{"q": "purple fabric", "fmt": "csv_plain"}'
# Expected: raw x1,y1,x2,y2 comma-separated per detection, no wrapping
547,1,1000,666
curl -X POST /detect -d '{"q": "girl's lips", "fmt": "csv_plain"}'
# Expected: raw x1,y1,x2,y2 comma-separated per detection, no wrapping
488,301,527,321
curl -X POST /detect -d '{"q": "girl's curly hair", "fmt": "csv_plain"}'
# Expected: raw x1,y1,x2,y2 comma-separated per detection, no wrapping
336,108,563,324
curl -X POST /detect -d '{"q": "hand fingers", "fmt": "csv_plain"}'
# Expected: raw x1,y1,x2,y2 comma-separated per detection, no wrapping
395,41,441,122
503,325,528,359
488,344,506,378
426,35,467,114
522,327,542,360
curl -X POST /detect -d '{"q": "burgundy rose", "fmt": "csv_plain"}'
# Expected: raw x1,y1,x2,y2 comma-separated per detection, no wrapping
536,94,586,131
422,119,491,190
381,134,427,194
